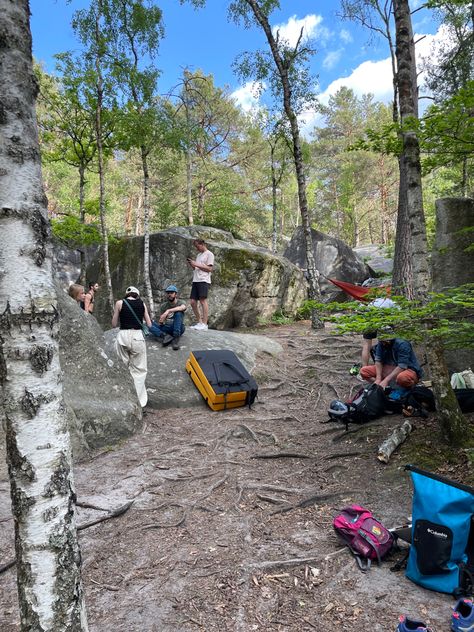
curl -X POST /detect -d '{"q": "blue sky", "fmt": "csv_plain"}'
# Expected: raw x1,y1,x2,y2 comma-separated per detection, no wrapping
30,0,442,129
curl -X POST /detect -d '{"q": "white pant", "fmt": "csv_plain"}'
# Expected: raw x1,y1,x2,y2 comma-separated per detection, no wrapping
115,329,148,407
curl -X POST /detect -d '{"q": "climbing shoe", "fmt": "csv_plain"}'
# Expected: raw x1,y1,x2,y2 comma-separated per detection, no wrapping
172,337,180,350
452,598,474,632
162,333,173,347
397,615,432,631
349,363,361,376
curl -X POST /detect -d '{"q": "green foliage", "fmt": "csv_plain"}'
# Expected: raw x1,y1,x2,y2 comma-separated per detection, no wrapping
51,215,102,248
299,285,474,349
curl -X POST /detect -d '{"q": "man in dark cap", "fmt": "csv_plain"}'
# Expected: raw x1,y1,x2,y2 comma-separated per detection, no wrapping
149,285,187,350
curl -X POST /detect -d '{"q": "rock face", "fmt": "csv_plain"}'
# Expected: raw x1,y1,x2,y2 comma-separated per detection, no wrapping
353,245,393,275
57,289,142,458
432,197,474,372
87,226,307,329
284,227,373,301
103,327,283,410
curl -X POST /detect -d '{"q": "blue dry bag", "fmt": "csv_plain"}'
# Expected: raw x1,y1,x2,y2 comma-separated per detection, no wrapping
406,465,474,596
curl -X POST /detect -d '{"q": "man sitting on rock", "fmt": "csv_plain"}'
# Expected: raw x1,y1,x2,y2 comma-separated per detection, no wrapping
359,337,422,389
149,285,186,350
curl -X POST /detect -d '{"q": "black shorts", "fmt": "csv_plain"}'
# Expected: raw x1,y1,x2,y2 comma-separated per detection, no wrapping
363,331,377,340
190,282,209,300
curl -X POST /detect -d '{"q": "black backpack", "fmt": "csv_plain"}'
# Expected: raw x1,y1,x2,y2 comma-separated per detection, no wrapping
328,383,388,430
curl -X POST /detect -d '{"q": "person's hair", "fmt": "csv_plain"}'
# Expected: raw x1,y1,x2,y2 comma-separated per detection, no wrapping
68,284,84,301
193,238,206,246
125,291,139,299
88,281,96,290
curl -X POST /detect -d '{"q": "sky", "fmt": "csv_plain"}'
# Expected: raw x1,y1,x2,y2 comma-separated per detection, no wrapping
30,0,443,132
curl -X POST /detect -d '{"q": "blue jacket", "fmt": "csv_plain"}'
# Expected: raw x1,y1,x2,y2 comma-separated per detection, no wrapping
374,338,422,377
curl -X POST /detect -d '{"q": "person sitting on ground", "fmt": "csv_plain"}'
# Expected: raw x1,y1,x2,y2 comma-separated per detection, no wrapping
112,286,152,408
359,337,422,389
84,281,99,314
68,283,86,307
149,285,186,350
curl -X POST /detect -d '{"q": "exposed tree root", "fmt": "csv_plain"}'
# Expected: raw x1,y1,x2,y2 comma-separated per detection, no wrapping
251,452,311,460
271,491,345,515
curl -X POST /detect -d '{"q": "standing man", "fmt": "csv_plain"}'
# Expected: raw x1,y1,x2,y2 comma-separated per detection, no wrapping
149,285,187,350
188,238,214,330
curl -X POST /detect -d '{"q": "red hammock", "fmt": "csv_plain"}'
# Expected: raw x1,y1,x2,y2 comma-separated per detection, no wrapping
328,278,391,302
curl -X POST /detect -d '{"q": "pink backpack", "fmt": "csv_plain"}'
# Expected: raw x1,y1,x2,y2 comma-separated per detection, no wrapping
333,504,394,571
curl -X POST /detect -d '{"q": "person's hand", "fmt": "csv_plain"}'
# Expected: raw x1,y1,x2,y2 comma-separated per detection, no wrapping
375,378,382,385
379,379,389,389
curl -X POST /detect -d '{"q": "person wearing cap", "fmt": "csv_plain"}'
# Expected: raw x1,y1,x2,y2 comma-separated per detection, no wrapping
149,285,186,350
112,286,152,407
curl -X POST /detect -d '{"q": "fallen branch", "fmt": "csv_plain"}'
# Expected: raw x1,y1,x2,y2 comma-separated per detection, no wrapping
327,451,362,460
377,421,413,464
248,548,346,571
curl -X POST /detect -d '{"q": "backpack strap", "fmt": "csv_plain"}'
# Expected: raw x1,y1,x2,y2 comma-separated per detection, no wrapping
348,548,371,572
357,529,382,565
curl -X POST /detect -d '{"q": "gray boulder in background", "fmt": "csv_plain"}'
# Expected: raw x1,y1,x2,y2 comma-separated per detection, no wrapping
57,289,142,458
284,227,374,301
103,327,283,410
432,197,474,372
353,245,393,275
87,226,307,329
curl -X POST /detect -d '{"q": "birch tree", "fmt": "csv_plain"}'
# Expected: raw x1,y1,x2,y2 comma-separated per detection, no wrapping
0,1,88,629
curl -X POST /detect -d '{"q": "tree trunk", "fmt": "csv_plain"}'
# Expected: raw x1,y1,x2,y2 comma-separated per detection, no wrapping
245,0,322,328
394,0,430,301
270,143,278,253
94,3,114,314
393,0,469,443
392,157,414,298
79,165,87,285
0,1,88,629
141,146,155,316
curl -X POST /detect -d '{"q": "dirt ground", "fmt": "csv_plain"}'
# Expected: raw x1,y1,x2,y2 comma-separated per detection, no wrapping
1,322,472,631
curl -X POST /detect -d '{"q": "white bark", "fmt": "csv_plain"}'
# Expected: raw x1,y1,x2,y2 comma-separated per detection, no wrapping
0,1,88,629
377,420,413,463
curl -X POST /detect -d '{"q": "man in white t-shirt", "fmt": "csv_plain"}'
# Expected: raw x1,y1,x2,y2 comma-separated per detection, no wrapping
187,239,214,330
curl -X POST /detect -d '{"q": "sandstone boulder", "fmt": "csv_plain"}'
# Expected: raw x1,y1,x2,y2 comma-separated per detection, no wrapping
353,245,393,275
103,327,283,410
87,226,307,329
57,289,142,458
432,197,474,372
284,227,374,301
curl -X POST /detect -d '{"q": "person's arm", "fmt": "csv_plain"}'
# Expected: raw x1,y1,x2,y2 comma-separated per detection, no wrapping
374,361,384,384
380,366,403,388
143,304,152,327
111,300,122,328
84,292,93,313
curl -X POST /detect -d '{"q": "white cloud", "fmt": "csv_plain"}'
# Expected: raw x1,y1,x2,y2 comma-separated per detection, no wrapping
231,81,263,113
272,14,329,47
323,50,343,71
340,28,353,44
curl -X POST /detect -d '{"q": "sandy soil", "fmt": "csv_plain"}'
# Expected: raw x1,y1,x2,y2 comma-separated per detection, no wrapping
1,322,472,631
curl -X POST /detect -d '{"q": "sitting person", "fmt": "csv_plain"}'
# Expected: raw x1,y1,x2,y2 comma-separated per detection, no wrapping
359,337,422,389
149,285,186,350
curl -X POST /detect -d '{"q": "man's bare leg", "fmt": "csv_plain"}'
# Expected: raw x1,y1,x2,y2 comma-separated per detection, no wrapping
190,298,202,324
200,298,208,325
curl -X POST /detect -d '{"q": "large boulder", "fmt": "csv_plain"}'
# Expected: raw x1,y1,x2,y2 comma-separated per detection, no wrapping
353,245,393,275
103,327,283,410
87,226,307,329
431,198,474,372
57,289,142,458
284,227,374,301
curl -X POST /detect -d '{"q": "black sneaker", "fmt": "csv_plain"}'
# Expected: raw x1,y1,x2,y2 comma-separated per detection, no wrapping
162,334,173,347
172,337,180,350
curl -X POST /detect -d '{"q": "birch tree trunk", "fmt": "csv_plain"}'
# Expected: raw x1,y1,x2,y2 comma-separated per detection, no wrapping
79,165,87,285
0,1,88,629
141,147,155,316
245,0,323,328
